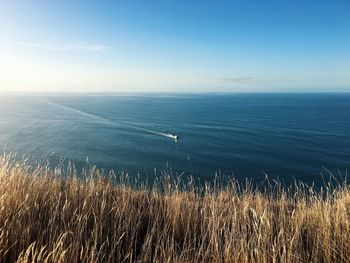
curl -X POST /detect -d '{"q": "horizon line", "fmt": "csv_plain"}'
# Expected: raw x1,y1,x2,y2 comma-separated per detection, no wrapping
1,90,350,96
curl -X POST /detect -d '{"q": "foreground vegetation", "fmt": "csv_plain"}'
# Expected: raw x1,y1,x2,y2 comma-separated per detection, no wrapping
0,155,349,262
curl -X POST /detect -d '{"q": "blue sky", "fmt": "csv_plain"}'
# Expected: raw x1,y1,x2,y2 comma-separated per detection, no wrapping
0,0,349,92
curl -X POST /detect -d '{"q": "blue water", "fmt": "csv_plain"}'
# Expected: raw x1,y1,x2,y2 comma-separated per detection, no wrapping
1,93,349,184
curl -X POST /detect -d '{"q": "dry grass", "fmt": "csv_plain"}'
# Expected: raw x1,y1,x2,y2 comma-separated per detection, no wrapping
0,155,349,262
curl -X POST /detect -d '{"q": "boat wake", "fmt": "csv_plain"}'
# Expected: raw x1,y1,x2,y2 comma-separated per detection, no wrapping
45,100,179,141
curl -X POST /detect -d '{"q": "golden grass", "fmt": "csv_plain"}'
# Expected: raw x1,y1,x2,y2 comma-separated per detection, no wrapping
0,155,349,262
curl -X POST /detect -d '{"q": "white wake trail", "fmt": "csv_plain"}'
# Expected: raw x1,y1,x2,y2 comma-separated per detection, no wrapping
45,100,177,141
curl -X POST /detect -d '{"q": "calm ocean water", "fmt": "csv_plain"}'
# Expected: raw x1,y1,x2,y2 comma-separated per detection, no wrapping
1,93,349,184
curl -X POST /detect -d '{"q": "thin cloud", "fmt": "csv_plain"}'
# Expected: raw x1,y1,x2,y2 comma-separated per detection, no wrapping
16,41,109,52
48,43,109,52
16,42,42,48
220,77,254,83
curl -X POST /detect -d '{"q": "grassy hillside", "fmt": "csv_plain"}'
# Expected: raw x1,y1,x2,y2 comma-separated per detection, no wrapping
0,155,349,262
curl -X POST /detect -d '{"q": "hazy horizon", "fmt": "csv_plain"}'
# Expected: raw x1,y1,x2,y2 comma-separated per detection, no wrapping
1,0,349,93
2,90,350,96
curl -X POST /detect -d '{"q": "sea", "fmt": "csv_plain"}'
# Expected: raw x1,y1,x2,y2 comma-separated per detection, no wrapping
1,93,349,185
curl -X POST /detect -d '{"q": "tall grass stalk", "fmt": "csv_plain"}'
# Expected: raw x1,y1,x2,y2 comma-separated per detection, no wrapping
0,154,349,262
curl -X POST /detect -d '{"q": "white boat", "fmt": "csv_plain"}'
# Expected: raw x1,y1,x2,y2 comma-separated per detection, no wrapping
167,134,179,142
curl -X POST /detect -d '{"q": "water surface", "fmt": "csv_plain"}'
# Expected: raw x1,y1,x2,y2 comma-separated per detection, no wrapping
1,93,349,184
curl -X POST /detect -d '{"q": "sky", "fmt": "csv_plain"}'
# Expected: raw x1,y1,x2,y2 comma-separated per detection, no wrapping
0,0,349,93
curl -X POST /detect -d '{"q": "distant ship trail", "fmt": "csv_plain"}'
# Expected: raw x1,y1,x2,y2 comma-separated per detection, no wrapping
45,100,178,141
